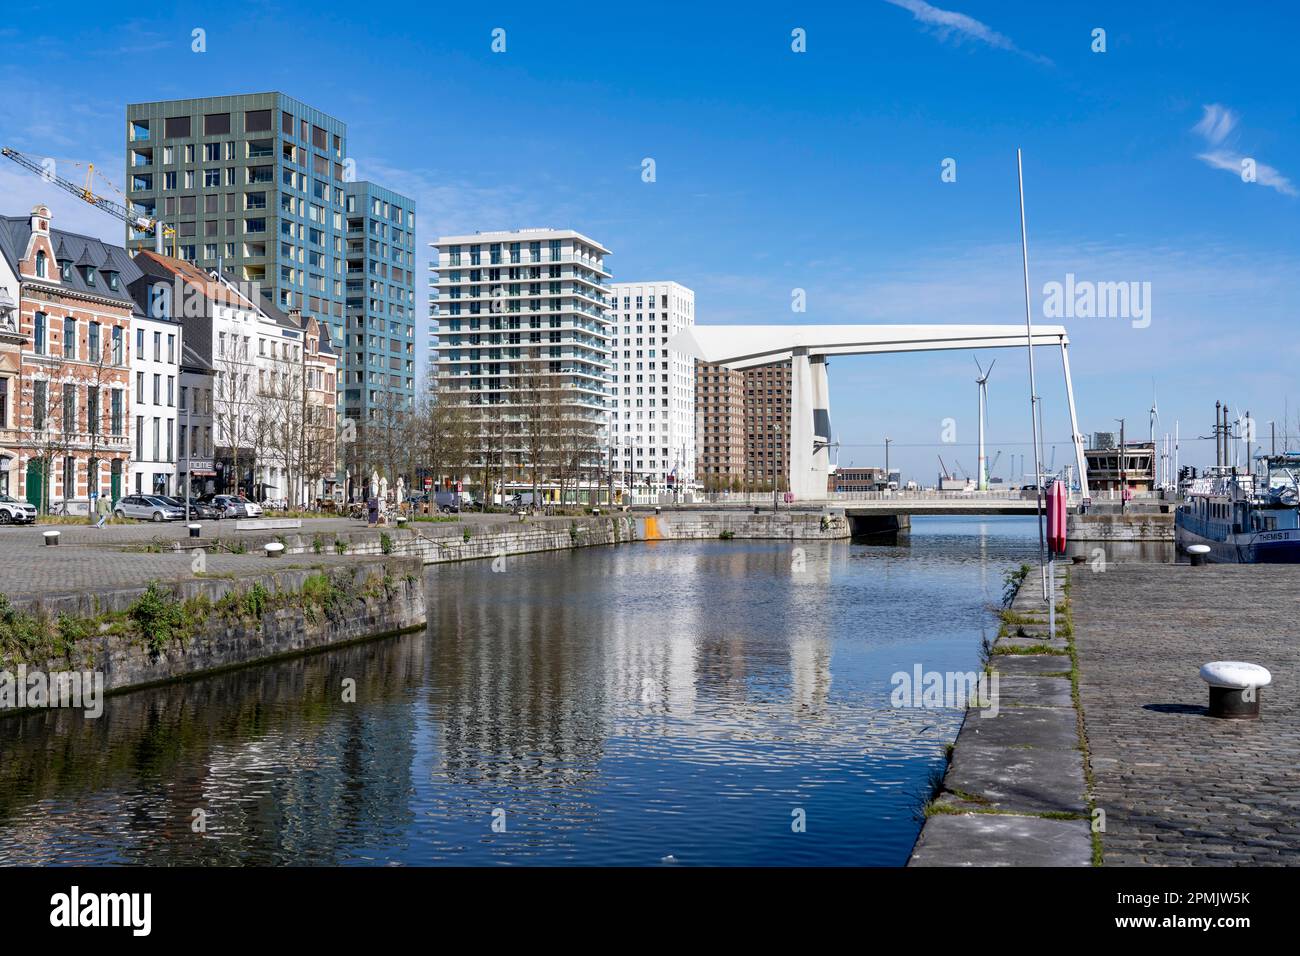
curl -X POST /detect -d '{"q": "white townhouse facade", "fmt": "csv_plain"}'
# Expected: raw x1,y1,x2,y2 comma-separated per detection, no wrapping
606,280,696,493
127,310,182,496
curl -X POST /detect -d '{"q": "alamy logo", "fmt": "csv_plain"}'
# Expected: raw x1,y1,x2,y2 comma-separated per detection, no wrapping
890,665,1000,718
0,665,103,718
1042,273,1151,329
49,886,151,936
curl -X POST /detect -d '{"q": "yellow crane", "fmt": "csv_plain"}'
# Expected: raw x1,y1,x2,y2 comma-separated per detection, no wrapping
2,146,177,254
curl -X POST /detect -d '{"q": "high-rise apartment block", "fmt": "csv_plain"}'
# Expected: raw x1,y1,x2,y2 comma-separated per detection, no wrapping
124,93,415,453
431,229,612,477
743,360,792,491
694,360,745,491
606,281,695,491
343,181,416,421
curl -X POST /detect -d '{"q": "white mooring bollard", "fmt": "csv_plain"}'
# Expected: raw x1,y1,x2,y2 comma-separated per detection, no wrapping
1187,544,1211,567
264,542,284,558
1199,661,1272,720
43,530,60,547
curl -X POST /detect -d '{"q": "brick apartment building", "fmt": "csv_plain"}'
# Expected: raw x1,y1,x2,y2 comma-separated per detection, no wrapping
0,204,135,511
695,360,745,491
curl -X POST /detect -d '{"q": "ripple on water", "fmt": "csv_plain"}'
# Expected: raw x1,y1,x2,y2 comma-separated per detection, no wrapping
0,516,1037,865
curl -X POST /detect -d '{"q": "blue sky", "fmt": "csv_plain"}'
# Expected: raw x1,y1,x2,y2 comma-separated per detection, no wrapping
2,1,1297,483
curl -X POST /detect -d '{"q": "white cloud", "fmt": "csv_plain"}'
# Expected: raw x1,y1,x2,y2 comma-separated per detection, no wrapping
1192,103,1236,145
1191,104,1296,197
881,0,1051,65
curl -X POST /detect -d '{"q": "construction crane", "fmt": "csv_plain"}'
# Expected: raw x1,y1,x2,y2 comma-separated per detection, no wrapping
2,146,175,253
989,450,1002,477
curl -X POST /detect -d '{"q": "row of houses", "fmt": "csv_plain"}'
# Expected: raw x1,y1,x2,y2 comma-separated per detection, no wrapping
0,203,338,514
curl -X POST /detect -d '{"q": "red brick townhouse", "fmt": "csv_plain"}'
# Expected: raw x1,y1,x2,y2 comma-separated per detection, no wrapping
0,204,137,512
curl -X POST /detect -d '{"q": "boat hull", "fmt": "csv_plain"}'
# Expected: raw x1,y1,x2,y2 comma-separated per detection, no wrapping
1175,521,1300,564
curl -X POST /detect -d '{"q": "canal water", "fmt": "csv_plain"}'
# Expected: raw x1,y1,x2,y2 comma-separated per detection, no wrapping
0,516,1048,866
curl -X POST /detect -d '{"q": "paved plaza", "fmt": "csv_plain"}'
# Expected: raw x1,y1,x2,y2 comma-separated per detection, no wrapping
1072,564,1300,865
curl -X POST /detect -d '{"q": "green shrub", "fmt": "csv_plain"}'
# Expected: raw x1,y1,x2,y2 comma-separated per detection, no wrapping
0,594,47,664
312,533,324,554
334,538,348,555
301,572,344,620
462,528,471,543
380,532,394,555
243,582,270,619
129,582,189,654
719,530,735,540
1002,563,1031,607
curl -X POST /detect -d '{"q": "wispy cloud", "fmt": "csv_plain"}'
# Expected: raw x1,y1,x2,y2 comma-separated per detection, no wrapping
881,0,1051,65
1192,103,1296,197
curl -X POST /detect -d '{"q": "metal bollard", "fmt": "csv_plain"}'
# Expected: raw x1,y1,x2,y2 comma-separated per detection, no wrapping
1187,544,1211,567
188,523,201,539
43,530,60,547
1200,661,1271,719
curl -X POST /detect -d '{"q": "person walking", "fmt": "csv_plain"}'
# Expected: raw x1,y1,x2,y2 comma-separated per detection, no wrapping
94,490,111,528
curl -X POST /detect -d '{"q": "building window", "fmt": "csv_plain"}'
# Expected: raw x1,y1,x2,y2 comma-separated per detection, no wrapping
33,380,46,430
35,250,47,278
87,386,100,435
88,322,100,361
33,312,46,354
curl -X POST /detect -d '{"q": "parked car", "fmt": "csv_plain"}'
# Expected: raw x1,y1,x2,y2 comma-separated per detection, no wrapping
203,494,263,518
158,496,220,520
433,490,474,514
0,494,37,524
114,495,185,522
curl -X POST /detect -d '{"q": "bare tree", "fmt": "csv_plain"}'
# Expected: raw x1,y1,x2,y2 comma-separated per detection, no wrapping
213,335,258,496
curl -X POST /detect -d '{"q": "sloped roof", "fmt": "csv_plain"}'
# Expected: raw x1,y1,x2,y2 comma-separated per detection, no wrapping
0,214,139,306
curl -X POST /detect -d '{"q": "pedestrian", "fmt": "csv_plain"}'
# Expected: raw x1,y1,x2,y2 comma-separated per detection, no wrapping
94,490,110,529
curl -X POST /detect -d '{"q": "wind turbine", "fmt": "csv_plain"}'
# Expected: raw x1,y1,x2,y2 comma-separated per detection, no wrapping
975,357,996,490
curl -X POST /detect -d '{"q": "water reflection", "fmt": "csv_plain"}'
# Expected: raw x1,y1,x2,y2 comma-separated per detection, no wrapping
0,517,1039,866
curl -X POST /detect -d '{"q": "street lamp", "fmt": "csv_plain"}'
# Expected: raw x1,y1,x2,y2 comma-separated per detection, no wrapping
884,437,892,488
771,422,780,511
1114,417,1126,513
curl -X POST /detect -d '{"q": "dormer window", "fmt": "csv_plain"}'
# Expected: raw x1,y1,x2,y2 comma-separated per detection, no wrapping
83,266,96,286
35,251,47,278
59,260,72,281
106,271,119,292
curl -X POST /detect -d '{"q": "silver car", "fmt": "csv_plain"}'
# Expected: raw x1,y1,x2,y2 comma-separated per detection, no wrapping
114,495,185,522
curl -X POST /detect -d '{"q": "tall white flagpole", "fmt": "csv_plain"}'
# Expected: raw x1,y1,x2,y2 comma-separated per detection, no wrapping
1017,149,1047,601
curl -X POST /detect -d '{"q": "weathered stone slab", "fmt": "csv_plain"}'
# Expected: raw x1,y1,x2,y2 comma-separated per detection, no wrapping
942,741,1087,814
909,813,1093,867
954,704,1079,751
991,654,1071,676
994,675,1074,708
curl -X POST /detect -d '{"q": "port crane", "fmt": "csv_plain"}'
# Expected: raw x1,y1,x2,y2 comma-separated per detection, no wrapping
2,146,175,253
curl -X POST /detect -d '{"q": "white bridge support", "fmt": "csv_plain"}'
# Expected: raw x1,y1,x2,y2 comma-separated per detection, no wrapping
790,350,832,499
669,323,1091,503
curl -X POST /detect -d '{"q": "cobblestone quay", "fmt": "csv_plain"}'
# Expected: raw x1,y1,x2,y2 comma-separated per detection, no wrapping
1072,564,1300,865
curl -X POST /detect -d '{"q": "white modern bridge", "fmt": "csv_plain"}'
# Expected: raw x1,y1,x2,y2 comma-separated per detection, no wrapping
668,323,1091,503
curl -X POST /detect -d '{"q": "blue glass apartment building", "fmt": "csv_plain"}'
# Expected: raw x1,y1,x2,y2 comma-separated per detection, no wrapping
125,93,349,346
125,93,417,433
344,181,417,421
